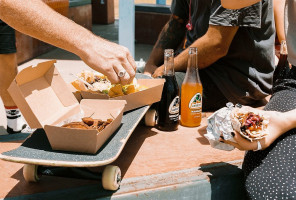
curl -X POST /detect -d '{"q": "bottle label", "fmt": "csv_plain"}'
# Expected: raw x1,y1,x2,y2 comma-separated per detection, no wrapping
168,96,180,120
188,93,202,112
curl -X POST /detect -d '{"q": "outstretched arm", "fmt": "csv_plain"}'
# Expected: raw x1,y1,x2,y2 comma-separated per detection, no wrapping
0,0,136,85
144,15,187,76
221,0,261,9
221,107,296,151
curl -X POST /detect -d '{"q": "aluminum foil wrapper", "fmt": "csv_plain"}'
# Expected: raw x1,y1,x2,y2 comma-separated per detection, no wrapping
205,103,237,151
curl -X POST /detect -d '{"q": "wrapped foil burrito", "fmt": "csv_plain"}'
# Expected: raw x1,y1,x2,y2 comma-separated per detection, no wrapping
205,103,237,151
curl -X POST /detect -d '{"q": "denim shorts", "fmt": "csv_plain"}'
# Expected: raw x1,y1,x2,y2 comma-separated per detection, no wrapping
0,20,16,54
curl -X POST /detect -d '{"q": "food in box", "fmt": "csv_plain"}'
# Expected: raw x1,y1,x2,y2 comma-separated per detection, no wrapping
71,70,147,97
75,72,165,112
8,60,126,154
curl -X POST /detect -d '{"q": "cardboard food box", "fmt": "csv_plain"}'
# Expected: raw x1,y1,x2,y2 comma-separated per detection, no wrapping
8,60,126,154
80,75,165,112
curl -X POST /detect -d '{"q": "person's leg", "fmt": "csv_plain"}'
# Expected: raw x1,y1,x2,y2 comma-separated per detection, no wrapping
0,21,27,134
0,53,17,107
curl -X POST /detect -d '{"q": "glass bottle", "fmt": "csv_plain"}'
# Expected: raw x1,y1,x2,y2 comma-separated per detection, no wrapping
180,47,203,127
157,49,180,131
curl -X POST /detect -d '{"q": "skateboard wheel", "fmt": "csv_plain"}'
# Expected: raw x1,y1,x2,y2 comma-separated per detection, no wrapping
23,164,40,182
145,109,157,127
102,165,121,191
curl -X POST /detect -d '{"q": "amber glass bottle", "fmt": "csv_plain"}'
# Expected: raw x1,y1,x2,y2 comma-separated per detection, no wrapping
180,47,203,127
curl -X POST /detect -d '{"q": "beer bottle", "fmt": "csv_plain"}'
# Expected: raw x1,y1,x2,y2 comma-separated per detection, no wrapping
157,49,180,131
180,47,202,127
273,40,288,85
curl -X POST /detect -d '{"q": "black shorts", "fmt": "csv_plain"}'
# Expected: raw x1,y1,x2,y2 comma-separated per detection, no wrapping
0,20,16,54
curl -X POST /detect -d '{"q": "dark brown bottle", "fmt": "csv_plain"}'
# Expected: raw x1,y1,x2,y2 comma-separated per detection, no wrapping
157,49,180,131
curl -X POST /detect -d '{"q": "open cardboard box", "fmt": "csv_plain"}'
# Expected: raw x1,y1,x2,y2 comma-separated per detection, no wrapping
80,75,165,112
8,60,126,154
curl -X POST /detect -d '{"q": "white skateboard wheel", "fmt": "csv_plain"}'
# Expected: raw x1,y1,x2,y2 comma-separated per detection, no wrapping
23,164,40,182
102,165,121,191
145,109,157,127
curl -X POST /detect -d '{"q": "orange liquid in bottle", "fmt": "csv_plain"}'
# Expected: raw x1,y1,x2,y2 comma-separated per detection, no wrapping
180,82,203,127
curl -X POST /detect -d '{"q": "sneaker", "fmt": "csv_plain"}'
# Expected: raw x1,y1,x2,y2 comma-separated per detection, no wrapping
6,108,27,134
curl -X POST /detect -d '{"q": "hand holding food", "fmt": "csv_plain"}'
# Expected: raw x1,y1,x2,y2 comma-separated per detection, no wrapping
80,37,136,85
231,107,269,142
221,106,293,151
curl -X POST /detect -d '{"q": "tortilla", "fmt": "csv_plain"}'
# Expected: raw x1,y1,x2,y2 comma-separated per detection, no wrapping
230,108,269,142
71,70,143,97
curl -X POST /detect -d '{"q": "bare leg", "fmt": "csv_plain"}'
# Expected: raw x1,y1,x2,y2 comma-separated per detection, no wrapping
0,53,28,133
0,53,17,107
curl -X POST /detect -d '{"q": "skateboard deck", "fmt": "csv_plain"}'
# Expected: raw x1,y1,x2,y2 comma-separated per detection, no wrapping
0,105,150,167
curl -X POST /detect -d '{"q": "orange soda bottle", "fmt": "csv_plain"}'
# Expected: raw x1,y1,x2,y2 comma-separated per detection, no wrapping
180,47,203,127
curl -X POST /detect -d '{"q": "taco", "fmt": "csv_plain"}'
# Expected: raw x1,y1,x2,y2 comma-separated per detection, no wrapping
71,70,144,97
230,108,269,141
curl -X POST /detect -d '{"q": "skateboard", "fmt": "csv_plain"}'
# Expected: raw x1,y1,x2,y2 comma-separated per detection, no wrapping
0,74,158,191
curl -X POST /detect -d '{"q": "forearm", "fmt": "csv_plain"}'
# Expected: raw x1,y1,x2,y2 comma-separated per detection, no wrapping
284,109,296,130
174,29,233,71
144,47,164,74
265,109,296,147
221,0,261,9
274,0,286,43
174,40,223,71
144,15,186,73
0,0,96,59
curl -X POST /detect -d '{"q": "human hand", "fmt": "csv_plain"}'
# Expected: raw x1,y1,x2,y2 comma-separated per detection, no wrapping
143,63,158,77
220,106,290,151
81,36,136,85
152,65,164,78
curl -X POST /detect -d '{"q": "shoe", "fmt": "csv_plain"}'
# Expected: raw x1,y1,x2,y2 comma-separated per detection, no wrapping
6,108,28,134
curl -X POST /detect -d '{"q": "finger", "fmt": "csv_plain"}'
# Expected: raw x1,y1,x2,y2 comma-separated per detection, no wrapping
143,72,152,77
222,139,244,151
126,52,137,72
152,70,163,78
121,69,131,85
121,59,135,84
106,68,120,84
152,73,158,78
113,63,130,85
231,131,258,150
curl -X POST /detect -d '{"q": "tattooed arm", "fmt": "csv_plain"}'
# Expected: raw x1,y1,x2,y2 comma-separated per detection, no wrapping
143,15,187,76
152,25,239,77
